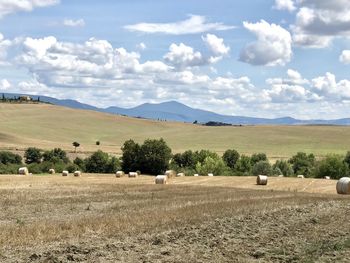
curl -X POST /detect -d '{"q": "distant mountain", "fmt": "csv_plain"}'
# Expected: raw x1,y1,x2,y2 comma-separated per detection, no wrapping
3,93,350,125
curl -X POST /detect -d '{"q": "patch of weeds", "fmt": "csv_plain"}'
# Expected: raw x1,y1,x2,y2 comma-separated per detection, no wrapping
16,218,25,226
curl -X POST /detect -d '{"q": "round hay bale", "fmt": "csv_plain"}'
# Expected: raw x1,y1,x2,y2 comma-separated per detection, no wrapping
165,170,176,178
176,172,185,177
278,174,284,177
155,175,168,184
74,171,81,177
116,171,125,178
208,173,214,177
18,167,29,176
128,172,138,178
49,169,55,175
297,175,305,179
336,177,350,194
257,175,268,185
194,174,199,177
62,170,69,176
324,176,330,180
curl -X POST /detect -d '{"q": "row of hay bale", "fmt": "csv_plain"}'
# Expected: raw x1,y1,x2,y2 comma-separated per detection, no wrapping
62,170,81,177
115,171,140,178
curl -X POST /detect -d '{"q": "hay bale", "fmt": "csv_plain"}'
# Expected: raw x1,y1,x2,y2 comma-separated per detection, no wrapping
336,177,350,194
256,175,268,185
176,172,185,177
74,171,81,177
165,170,176,178
324,176,330,180
116,171,125,178
62,170,69,176
129,172,138,178
194,174,199,177
208,173,214,177
278,174,284,177
18,167,29,176
297,175,304,179
155,175,168,184
49,169,55,175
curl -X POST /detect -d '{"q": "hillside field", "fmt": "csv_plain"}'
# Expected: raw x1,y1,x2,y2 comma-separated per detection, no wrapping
1,103,350,159
0,174,349,262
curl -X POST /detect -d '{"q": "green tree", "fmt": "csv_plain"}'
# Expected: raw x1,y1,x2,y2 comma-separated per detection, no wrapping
314,155,349,180
72,142,80,153
138,138,172,175
235,155,252,175
0,151,22,165
85,150,120,173
73,157,86,171
289,152,315,177
42,148,69,163
96,141,100,146
24,147,42,164
251,153,268,165
195,156,227,175
121,139,141,173
252,161,272,176
172,150,196,169
273,160,294,177
344,151,350,168
222,149,240,169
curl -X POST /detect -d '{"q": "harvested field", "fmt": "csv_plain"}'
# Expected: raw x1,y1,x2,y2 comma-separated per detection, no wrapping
0,174,349,262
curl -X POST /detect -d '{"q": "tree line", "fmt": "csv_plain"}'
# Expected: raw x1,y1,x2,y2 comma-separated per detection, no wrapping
0,138,350,179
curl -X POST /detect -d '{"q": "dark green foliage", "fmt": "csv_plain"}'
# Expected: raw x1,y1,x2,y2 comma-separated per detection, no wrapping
193,150,219,165
172,150,196,168
73,157,86,171
195,156,228,175
222,149,240,169
273,160,294,177
42,148,69,164
0,163,21,174
289,152,315,177
65,163,80,173
235,155,252,175
0,151,22,165
24,147,42,164
272,167,283,176
251,153,268,165
139,138,172,175
96,141,100,146
252,161,272,176
72,141,80,152
344,151,350,168
121,139,141,172
314,155,349,180
85,150,121,173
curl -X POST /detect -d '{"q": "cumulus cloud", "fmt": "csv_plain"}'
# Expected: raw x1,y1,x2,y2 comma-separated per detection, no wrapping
0,33,12,64
124,15,235,35
0,79,11,90
287,0,350,48
340,50,350,64
240,20,292,66
0,0,59,18
311,72,350,100
274,0,296,12
63,18,85,27
202,34,230,56
136,42,146,51
163,43,205,68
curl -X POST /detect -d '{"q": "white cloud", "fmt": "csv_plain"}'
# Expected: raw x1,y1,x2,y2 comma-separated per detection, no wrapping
0,79,11,90
287,1,350,48
240,20,292,66
202,34,230,56
311,72,350,100
136,42,146,51
164,43,204,68
0,33,12,64
0,0,59,18
340,50,350,64
124,15,235,35
63,19,85,27
274,0,296,12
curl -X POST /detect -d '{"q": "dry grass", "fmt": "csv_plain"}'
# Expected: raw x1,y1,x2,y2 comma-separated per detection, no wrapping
0,174,349,262
1,104,350,159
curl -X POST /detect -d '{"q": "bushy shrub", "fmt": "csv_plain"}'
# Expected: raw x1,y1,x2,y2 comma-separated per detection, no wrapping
24,147,42,164
273,160,294,177
0,163,21,174
195,156,228,175
172,150,196,169
65,163,80,173
193,150,219,165
121,139,141,173
234,155,252,176
42,148,69,163
289,152,315,177
313,155,349,180
73,157,86,171
252,161,272,176
222,149,240,169
344,151,350,168
85,150,121,173
0,151,22,165
272,167,283,176
251,153,268,165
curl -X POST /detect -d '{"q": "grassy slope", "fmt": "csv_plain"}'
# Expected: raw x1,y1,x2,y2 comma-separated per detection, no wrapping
0,103,350,158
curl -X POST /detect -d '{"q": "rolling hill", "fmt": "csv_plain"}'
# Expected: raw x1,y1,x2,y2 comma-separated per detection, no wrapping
0,103,350,159
3,93,350,125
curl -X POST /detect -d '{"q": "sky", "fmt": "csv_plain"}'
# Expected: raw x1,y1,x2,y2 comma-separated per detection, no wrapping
0,0,349,119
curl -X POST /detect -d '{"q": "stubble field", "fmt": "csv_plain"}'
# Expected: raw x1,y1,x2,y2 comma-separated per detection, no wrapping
1,174,350,262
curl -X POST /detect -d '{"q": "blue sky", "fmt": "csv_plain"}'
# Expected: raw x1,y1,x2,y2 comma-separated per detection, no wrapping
0,0,349,119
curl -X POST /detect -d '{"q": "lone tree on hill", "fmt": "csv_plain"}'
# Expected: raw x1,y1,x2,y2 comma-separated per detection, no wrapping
72,141,80,153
